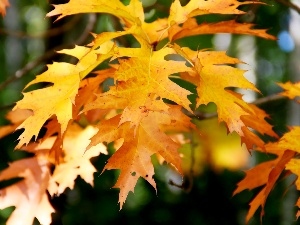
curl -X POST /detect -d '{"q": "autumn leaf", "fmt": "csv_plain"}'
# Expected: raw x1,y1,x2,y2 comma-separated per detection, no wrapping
47,0,167,45
234,82,300,222
47,0,143,25
278,126,300,219
0,109,32,139
234,127,300,223
0,0,9,16
0,157,54,225
23,123,107,195
241,103,279,149
87,105,192,208
84,46,193,130
169,18,276,41
50,124,107,195
168,0,263,25
278,81,300,103
13,61,80,148
14,43,115,149
175,47,258,135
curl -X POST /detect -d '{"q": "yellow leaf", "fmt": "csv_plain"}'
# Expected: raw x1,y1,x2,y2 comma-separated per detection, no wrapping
14,62,80,148
14,43,114,148
278,81,300,103
47,0,143,26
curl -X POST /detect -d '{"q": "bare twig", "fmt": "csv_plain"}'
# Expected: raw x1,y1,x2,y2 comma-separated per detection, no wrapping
186,93,288,119
252,93,287,105
0,15,81,39
274,0,300,14
75,14,96,45
0,14,97,92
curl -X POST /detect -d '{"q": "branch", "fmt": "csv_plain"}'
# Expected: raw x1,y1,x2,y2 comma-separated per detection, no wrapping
252,93,286,105
0,15,81,39
0,14,97,92
274,0,300,14
186,93,288,119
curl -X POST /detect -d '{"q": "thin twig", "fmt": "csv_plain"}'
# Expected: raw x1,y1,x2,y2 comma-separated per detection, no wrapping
75,14,96,45
187,93,288,119
0,14,97,92
274,0,300,14
252,93,287,105
0,15,81,39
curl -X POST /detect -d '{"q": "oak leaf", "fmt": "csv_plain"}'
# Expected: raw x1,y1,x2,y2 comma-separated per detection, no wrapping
87,105,192,208
176,47,259,135
169,18,276,41
278,81,300,103
233,127,300,223
5,1,283,223
14,43,114,149
24,123,107,196
168,0,262,25
0,109,32,139
0,157,54,225
47,0,143,25
84,47,193,129
0,0,9,16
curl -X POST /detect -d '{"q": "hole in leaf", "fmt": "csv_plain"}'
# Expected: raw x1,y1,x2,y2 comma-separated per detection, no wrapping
0,177,24,189
114,34,141,48
23,82,54,92
131,172,136,176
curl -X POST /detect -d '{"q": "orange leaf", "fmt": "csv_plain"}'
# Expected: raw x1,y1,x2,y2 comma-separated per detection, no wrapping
0,157,54,225
88,106,190,208
169,18,276,41
0,109,32,139
0,0,9,16
234,127,300,223
245,150,294,222
168,0,262,25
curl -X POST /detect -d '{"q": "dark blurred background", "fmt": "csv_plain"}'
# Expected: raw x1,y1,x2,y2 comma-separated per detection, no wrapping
0,0,300,224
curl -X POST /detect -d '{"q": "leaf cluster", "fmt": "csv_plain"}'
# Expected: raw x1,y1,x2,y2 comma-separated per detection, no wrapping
0,0,300,225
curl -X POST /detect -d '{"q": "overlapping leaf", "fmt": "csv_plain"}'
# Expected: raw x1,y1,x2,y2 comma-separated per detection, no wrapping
86,105,193,208
169,18,277,41
174,46,277,148
0,0,9,16
168,0,260,25
278,81,300,103
0,157,54,225
47,0,143,25
14,42,115,148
